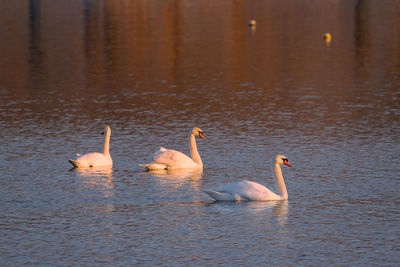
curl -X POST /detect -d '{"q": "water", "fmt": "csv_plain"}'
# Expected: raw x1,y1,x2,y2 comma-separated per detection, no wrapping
1,0,400,265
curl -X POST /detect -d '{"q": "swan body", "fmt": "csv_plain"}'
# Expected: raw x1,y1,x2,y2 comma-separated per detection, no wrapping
139,127,205,170
69,126,113,168
205,155,292,201
205,180,282,201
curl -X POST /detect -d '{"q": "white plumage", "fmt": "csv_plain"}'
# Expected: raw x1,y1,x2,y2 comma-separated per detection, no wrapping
69,126,113,168
205,155,292,201
140,127,205,170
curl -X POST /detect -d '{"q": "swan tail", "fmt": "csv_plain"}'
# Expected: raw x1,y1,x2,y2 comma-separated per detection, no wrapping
204,190,244,202
139,163,168,171
69,159,90,168
68,159,80,168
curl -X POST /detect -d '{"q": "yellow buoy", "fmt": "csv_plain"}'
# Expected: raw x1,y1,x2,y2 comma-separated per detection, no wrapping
323,33,332,42
249,20,257,28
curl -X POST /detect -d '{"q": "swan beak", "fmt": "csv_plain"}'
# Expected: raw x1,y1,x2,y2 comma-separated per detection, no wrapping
284,162,292,167
199,132,205,139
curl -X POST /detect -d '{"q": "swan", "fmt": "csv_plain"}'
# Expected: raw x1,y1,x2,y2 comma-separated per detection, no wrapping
205,155,292,201
139,127,205,170
68,125,113,168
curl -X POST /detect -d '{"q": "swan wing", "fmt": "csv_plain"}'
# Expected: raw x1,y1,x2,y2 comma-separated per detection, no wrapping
152,148,197,169
204,190,244,201
209,180,281,201
69,152,112,168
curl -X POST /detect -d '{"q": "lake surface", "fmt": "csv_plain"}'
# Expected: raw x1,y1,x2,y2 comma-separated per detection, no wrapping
1,0,400,265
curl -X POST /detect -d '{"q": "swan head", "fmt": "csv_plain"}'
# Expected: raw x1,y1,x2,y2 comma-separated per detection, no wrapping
192,127,205,139
275,154,292,167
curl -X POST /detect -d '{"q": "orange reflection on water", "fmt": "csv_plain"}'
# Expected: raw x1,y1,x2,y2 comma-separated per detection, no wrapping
0,0,399,133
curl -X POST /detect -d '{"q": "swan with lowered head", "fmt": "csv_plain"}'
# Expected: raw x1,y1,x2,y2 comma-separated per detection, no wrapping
68,125,113,168
205,155,292,201
139,127,205,170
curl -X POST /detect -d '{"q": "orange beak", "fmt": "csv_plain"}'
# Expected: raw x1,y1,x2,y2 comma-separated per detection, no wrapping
199,132,205,139
284,162,292,167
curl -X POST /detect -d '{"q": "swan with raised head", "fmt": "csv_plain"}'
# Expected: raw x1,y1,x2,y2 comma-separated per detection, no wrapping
205,155,292,201
68,125,113,168
139,127,205,170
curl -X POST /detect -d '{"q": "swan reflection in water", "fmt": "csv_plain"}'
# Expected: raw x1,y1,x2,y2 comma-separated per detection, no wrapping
207,200,289,226
71,166,114,197
143,168,203,189
245,200,289,225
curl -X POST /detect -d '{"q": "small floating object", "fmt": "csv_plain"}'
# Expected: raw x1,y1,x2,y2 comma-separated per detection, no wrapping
249,20,257,28
323,33,332,42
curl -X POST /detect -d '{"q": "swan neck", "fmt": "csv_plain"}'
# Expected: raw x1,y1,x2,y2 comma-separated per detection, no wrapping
103,128,111,156
189,133,202,167
274,163,288,200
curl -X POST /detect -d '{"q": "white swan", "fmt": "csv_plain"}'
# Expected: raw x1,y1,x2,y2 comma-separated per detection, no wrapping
205,155,292,201
139,127,205,170
68,125,113,168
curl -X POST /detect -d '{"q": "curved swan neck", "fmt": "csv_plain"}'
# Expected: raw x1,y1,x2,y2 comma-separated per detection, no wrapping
273,163,288,200
189,132,202,167
103,127,111,156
